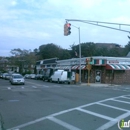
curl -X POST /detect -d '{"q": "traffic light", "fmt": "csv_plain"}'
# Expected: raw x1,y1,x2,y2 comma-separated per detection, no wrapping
90,57,93,62
64,23,71,36
86,58,89,65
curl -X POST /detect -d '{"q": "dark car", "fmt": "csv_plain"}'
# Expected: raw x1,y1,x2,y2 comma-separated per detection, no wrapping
0,73,3,78
43,68,54,81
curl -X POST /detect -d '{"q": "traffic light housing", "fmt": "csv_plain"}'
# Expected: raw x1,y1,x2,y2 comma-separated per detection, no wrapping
64,23,71,36
86,58,89,65
90,57,93,62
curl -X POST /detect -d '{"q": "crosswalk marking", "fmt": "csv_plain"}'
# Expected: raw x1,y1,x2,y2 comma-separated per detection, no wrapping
47,117,81,130
96,102,130,112
112,99,130,104
7,94,130,130
76,108,114,120
120,96,130,100
103,87,130,92
96,112,130,130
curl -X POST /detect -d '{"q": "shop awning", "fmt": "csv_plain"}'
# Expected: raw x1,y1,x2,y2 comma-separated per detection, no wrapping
56,66,70,70
77,65,86,70
72,65,86,70
56,65,86,70
106,64,130,70
71,65,79,70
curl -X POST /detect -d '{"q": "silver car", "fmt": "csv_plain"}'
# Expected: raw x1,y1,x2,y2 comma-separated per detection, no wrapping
10,74,25,85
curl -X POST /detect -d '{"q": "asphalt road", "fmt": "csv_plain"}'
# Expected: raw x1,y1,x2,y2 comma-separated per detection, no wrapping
0,78,130,130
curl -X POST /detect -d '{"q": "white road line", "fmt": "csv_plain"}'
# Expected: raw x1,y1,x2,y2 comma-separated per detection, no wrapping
47,117,81,130
124,88,130,90
42,85,49,88
53,85,61,87
32,86,37,88
25,81,41,86
7,87,11,90
76,108,114,121
79,98,114,108
96,102,130,112
120,96,130,100
122,90,130,92
112,99,130,104
7,108,75,130
112,88,130,92
96,111,130,130
7,116,47,130
7,94,130,130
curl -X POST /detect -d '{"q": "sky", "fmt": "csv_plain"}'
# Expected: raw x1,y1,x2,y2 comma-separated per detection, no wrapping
0,0,130,57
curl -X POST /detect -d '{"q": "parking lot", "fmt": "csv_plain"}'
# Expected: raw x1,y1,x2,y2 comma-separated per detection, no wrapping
0,78,130,130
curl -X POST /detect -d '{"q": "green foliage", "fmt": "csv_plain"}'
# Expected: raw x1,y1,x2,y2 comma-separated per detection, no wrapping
7,42,130,72
37,42,128,59
39,43,71,60
124,42,130,56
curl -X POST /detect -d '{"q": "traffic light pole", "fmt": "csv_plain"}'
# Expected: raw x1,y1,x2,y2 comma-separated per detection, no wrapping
65,21,82,84
78,27,81,84
71,25,81,84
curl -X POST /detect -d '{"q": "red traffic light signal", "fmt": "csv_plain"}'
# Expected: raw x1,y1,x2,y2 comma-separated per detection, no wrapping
64,23,71,36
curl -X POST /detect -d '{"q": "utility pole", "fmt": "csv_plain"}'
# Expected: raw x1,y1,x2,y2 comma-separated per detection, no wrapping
78,27,81,84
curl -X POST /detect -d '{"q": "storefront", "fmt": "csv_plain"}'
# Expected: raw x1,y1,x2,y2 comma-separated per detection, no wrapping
36,56,130,84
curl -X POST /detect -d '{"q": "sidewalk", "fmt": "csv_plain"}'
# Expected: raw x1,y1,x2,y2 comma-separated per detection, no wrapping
80,83,120,87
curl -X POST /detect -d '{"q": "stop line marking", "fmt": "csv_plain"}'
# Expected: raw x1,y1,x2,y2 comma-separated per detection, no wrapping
7,87,11,90
32,86,37,88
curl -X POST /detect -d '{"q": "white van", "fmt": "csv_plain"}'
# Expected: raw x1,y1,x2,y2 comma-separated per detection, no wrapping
50,70,74,84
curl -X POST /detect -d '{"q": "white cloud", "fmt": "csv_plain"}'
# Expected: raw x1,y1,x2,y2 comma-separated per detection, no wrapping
11,0,17,6
0,0,130,56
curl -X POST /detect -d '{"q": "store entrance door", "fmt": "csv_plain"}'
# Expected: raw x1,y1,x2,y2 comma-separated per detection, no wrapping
95,70,101,83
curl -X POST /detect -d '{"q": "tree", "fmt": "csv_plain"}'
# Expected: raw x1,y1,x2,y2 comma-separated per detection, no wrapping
39,43,71,60
124,37,130,56
10,48,37,74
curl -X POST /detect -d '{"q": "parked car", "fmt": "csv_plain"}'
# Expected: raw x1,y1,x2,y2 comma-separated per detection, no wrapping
24,74,31,79
2,73,8,79
10,74,25,85
50,70,71,84
5,73,12,80
30,74,36,79
43,68,54,81
35,74,43,80
0,73,3,78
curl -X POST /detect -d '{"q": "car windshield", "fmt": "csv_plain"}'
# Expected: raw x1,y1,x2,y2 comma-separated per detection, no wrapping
13,75,23,78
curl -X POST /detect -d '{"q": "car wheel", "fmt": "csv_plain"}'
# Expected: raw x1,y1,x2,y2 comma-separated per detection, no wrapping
58,79,60,84
50,79,52,82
